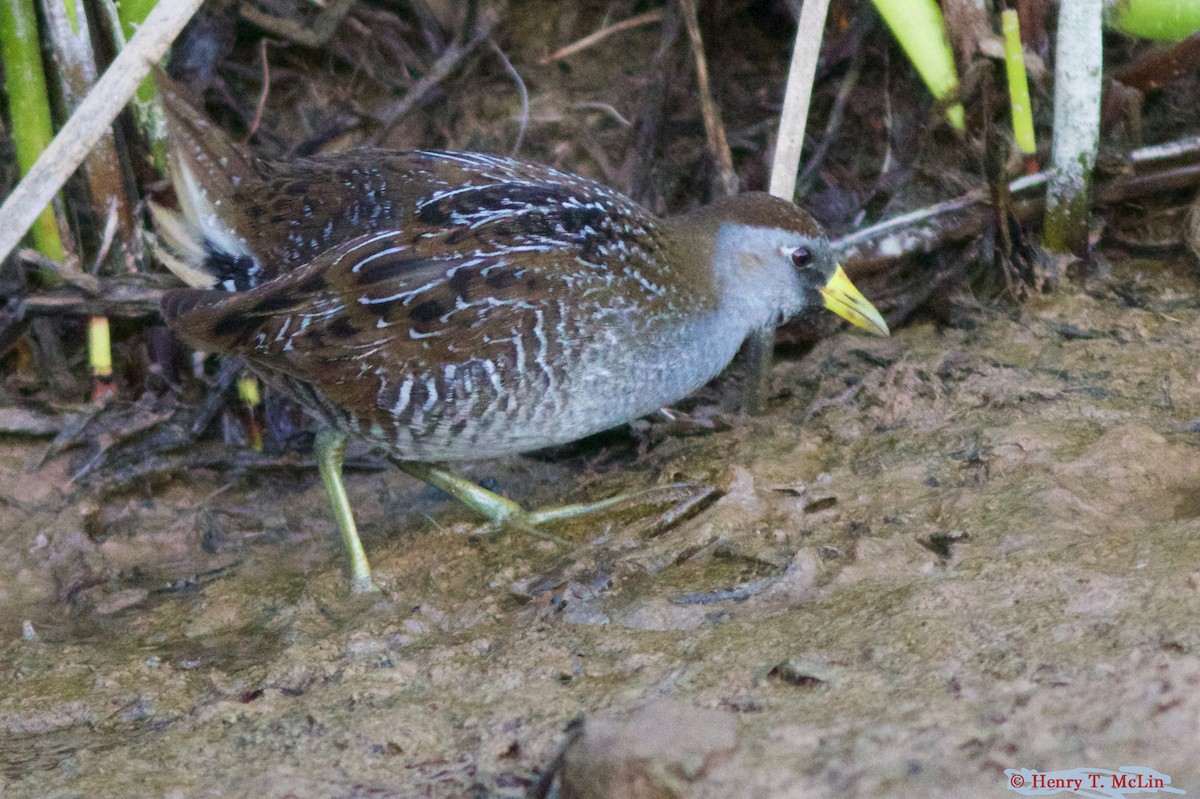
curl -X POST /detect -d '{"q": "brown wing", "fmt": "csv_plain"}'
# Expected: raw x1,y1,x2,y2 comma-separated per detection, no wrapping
163,155,697,433
161,223,659,421
222,149,679,282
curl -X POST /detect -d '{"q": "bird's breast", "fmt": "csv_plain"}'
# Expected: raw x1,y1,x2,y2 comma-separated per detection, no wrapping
282,304,751,461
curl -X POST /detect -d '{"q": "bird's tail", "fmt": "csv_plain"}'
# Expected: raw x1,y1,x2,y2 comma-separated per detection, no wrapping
149,68,263,291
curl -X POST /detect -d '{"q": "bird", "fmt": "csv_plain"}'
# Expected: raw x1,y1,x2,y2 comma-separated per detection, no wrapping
151,75,889,593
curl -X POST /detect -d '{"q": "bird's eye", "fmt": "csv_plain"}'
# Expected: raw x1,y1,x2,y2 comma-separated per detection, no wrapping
791,247,813,268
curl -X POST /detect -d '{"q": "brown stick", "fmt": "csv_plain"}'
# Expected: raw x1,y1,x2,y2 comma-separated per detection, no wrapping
22,280,163,317
678,0,738,197
539,9,664,64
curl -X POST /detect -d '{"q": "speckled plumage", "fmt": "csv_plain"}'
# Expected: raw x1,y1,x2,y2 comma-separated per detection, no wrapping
153,75,887,591
158,101,855,461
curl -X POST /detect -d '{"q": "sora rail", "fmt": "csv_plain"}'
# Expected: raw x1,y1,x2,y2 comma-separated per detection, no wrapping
153,76,889,593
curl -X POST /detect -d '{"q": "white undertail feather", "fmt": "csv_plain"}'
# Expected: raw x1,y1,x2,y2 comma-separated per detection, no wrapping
171,153,255,268
151,70,261,291
147,196,216,289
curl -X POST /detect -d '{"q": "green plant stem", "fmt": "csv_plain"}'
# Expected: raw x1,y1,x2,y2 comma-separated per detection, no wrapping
1002,10,1037,157
1105,0,1200,40
871,0,965,130
109,0,166,168
0,0,67,265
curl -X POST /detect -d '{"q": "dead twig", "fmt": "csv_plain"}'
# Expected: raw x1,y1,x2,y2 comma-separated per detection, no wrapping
18,249,101,294
0,406,85,437
370,11,499,140
625,5,681,202
836,135,1200,270
572,102,632,128
86,200,120,276
244,38,273,143
678,0,737,197
238,0,355,48
539,9,664,64
797,43,866,197
488,39,530,157
22,278,164,317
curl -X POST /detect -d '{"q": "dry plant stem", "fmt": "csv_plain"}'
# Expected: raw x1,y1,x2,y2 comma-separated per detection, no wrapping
539,9,664,64
625,6,680,202
0,0,205,266
678,0,737,198
745,0,832,415
797,44,866,197
488,39,530,157
43,0,139,274
23,280,163,317
371,12,498,139
245,38,272,142
836,136,1200,268
1043,0,1103,255
769,0,830,201
17,248,100,293
104,0,167,169
238,0,355,47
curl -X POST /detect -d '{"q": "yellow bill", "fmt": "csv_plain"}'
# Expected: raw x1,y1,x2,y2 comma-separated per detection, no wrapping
820,265,890,336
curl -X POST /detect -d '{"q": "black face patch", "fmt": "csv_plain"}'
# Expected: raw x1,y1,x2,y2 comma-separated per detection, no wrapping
206,251,259,291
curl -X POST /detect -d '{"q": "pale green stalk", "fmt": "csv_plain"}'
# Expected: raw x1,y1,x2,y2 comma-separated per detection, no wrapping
1002,9,1036,156
1105,0,1200,40
870,0,965,130
1044,0,1103,256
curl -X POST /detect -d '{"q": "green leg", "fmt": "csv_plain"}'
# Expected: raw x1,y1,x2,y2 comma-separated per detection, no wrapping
392,460,688,541
315,428,379,594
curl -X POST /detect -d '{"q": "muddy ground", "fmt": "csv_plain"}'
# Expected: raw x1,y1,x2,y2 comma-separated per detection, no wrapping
1,254,1198,797
3,0,1200,794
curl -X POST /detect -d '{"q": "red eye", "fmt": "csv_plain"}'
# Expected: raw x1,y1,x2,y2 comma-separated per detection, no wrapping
791,247,813,268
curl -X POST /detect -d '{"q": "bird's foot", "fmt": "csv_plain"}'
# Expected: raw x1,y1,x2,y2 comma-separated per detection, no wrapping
392,460,699,545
